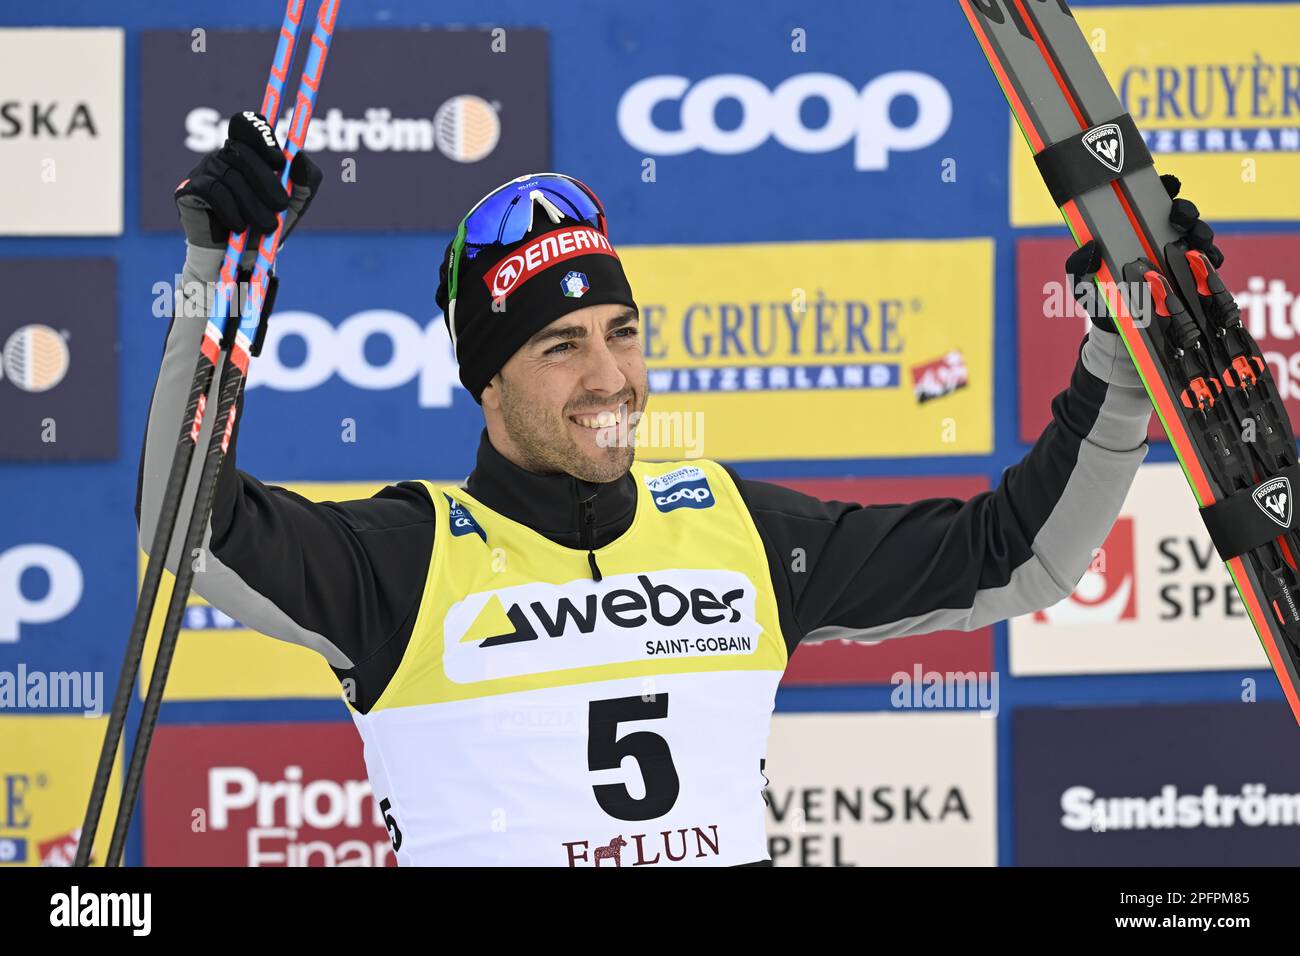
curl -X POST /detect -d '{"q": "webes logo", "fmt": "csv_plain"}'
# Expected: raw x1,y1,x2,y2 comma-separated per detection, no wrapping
1034,517,1137,624
442,570,761,684
459,574,745,647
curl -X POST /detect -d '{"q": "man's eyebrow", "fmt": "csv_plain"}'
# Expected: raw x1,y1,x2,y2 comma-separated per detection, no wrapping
527,323,587,347
606,308,639,331
526,308,640,347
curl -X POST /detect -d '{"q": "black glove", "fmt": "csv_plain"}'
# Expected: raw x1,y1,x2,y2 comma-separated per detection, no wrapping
1064,173,1224,334
175,110,322,255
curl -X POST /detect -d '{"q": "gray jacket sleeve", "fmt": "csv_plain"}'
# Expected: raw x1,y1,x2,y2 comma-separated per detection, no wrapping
730,329,1152,651
135,243,436,699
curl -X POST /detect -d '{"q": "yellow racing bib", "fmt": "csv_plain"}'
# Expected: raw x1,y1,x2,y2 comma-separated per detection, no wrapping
348,459,787,866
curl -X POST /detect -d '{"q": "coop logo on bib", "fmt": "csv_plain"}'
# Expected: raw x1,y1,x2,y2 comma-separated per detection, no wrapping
445,495,487,542
646,466,714,513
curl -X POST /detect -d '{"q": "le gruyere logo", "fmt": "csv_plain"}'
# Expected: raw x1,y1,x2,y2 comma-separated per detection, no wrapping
1011,6,1300,224
615,238,993,461
442,570,760,683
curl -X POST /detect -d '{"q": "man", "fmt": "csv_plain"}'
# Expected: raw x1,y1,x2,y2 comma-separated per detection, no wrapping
140,113,1217,866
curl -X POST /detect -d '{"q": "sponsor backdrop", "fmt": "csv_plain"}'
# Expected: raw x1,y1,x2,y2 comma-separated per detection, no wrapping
0,259,118,460
1,0,1297,867
0,28,123,235
765,712,997,866
1014,702,1300,865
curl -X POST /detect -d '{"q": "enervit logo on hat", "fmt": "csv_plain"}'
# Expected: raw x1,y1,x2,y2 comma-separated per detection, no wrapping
561,271,589,298
484,226,617,300
645,466,714,513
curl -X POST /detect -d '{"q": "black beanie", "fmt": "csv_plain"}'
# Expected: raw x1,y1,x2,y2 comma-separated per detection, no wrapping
435,186,638,402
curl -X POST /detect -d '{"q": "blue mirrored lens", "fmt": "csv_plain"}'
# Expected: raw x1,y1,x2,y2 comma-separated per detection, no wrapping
462,174,601,247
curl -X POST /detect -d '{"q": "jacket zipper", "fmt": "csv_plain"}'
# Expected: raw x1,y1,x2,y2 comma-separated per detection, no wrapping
576,484,604,582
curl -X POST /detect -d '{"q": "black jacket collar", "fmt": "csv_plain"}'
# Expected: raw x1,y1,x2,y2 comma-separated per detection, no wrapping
464,430,638,550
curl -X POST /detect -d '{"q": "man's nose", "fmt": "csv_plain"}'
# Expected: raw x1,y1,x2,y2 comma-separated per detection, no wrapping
581,336,628,395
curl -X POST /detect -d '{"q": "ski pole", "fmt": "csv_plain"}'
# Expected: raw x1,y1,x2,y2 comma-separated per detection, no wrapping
103,0,340,868
74,0,327,867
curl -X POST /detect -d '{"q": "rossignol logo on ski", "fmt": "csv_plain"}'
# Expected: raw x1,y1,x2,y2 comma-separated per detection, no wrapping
645,466,714,513
1082,123,1124,173
1253,476,1292,529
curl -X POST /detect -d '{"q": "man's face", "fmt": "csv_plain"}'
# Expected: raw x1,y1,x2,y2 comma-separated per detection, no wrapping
481,303,648,482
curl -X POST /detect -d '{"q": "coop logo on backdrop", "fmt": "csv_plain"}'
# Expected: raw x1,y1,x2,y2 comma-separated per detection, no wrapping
0,544,83,644
0,28,123,235
246,309,463,408
139,29,547,230
618,71,952,170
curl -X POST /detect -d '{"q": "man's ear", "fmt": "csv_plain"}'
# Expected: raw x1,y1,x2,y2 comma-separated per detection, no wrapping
480,373,504,411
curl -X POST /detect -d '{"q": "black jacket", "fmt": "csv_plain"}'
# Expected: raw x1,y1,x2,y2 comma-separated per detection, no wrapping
138,244,1155,713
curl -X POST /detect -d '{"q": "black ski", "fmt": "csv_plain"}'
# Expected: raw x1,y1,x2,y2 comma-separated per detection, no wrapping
961,0,1300,727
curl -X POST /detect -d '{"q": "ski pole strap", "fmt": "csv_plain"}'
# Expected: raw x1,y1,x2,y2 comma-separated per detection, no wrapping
221,267,279,353
1199,464,1300,561
1033,114,1153,208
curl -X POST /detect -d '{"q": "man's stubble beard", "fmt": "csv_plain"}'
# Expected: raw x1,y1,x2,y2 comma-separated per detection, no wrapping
498,375,647,483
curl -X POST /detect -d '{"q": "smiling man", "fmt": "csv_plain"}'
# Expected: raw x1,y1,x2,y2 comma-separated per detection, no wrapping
486,304,645,484
139,123,1213,866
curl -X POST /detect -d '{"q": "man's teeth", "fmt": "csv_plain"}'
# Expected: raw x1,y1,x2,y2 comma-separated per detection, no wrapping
573,409,622,428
